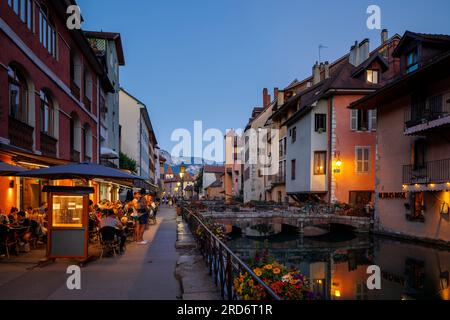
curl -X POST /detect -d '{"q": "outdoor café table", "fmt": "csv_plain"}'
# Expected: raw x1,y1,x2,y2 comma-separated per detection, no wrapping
8,226,29,242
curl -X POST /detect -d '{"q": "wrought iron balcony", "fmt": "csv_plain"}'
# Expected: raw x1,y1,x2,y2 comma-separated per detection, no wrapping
8,116,34,151
404,94,450,132
271,174,286,186
403,158,450,184
40,132,57,157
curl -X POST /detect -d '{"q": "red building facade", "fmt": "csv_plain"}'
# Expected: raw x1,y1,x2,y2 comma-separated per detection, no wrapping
0,0,112,209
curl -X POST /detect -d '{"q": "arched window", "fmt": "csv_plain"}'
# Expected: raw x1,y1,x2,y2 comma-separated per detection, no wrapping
40,90,54,136
8,66,28,123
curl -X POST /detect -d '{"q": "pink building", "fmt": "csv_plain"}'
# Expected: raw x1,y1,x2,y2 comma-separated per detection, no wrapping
352,32,450,244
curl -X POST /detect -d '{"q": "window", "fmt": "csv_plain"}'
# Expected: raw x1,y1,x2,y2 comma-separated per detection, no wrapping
8,0,33,31
366,70,379,84
40,91,54,136
314,152,327,175
405,258,425,291
413,139,426,170
406,48,419,73
8,66,28,123
291,159,296,180
291,127,297,143
409,192,425,221
315,114,327,132
355,147,370,173
350,109,377,131
39,5,57,58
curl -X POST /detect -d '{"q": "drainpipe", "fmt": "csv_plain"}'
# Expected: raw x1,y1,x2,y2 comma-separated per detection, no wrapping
327,97,333,204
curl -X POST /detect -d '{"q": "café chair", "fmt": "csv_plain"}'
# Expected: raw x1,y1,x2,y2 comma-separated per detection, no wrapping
0,225,18,259
99,226,120,259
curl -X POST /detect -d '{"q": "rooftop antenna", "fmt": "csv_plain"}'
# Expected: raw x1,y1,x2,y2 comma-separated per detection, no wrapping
319,44,328,63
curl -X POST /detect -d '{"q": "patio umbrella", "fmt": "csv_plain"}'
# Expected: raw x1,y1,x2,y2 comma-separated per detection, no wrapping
16,162,142,184
0,161,27,176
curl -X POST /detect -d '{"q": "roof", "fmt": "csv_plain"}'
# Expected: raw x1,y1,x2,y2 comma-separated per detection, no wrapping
207,179,223,189
393,31,450,57
281,36,403,126
84,31,126,65
350,49,450,110
203,165,225,174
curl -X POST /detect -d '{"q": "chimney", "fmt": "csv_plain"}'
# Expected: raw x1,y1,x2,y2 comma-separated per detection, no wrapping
313,62,321,85
324,61,330,79
381,29,388,45
273,87,279,100
349,41,360,66
359,39,370,64
263,88,271,109
277,91,285,106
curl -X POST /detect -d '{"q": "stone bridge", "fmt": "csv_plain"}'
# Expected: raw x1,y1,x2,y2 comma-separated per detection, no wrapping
202,211,373,236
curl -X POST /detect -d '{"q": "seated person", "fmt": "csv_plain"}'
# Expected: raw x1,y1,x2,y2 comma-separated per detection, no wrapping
16,211,32,245
8,207,19,224
0,210,8,225
100,209,126,254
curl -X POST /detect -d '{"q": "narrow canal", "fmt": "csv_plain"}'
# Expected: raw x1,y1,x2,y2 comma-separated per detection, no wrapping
228,229,450,300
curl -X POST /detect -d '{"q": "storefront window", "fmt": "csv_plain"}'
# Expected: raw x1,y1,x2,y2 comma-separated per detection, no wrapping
52,195,83,228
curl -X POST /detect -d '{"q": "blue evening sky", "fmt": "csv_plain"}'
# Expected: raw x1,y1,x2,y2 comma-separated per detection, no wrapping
78,0,450,155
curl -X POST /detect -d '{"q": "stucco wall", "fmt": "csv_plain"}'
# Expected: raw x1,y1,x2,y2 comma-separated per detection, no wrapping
377,94,450,242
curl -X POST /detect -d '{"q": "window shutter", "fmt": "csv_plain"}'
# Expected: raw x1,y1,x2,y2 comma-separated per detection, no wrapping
370,110,377,131
350,110,358,131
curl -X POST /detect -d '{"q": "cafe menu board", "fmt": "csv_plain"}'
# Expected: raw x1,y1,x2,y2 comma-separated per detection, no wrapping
52,195,84,228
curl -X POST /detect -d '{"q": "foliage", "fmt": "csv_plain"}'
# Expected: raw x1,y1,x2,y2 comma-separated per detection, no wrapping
194,169,203,194
233,251,314,301
195,216,227,241
119,152,137,174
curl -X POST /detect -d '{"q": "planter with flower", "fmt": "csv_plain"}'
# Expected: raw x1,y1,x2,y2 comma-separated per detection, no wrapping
233,252,314,300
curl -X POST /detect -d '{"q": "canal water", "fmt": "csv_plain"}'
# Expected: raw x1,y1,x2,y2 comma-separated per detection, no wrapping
228,229,450,300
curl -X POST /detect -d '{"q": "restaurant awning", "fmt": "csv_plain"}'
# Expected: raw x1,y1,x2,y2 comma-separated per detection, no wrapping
0,161,27,176
16,162,143,184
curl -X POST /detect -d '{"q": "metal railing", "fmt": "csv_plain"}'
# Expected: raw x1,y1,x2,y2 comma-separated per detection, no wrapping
181,206,281,301
404,94,450,128
403,158,450,184
8,116,34,151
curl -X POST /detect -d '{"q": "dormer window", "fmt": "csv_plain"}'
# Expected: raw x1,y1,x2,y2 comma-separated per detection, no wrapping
366,70,379,84
406,48,419,73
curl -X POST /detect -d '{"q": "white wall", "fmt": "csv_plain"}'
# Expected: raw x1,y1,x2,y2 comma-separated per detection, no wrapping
119,90,141,168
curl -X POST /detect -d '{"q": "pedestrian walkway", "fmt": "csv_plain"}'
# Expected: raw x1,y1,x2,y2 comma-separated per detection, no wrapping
0,206,181,300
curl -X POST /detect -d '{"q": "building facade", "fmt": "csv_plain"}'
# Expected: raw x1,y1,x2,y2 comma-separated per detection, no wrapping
273,30,400,209
352,31,450,244
119,88,157,192
224,129,243,202
0,0,112,209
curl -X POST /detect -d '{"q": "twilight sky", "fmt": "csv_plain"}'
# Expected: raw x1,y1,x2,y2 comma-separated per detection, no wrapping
78,0,450,155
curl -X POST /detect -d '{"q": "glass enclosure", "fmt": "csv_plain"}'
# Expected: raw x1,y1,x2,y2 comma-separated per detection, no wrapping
52,195,83,228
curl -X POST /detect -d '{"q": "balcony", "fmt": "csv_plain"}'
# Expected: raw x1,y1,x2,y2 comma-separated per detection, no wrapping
71,149,80,162
70,81,80,100
272,175,286,185
83,96,92,112
404,95,450,135
403,158,450,185
8,116,34,151
40,132,57,157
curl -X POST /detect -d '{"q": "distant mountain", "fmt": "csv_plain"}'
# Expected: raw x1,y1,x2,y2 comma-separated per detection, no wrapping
159,150,222,175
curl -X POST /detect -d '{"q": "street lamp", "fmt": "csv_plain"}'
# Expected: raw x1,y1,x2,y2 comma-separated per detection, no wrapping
179,162,186,199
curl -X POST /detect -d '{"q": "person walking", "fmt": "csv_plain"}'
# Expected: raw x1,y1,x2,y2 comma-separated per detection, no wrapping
135,189,149,244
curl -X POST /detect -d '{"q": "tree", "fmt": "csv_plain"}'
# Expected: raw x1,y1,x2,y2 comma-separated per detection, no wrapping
119,152,137,174
194,169,203,195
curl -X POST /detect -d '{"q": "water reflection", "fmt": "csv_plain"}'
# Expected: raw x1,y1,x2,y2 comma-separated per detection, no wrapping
228,231,450,300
